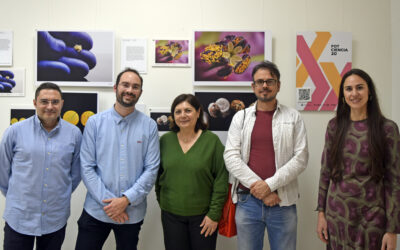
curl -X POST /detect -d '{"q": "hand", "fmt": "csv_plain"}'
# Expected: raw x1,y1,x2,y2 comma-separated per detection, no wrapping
111,211,130,223
316,211,328,244
103,196,130,222
200,216,218,237
250,180,271,200
381,232,397,250
262,192,281,206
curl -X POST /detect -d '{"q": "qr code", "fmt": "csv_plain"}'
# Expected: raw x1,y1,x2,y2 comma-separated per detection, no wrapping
297,88,311,102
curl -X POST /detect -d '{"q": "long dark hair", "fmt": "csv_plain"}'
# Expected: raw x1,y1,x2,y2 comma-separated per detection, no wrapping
169,94,208,132
330,69,386,182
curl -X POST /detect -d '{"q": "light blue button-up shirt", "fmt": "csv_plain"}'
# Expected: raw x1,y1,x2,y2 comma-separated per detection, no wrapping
0,115,82,236
80,107,160,224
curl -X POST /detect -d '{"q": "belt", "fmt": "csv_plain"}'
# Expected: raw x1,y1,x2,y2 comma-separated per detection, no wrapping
236,189,250,194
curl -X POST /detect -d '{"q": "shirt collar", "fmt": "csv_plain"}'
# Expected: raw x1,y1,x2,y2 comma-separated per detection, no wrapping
34,115,61,133
111,105,138,124
249,100,281,115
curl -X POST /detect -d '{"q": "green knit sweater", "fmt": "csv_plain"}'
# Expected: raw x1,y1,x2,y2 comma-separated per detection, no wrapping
155,130,228,221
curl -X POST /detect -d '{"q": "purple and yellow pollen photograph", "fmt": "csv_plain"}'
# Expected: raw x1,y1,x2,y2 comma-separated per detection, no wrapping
194,31,271,86
153,39,190,67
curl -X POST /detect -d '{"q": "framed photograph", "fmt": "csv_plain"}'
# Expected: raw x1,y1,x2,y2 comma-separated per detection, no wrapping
193,31,272,86
10,106,35,125
35,31,114,87
195,91,257,131
149,107,171,135
61,92,98,132
296,31,352,111
0,68,25,96
9,93,98,132
152,39,191,67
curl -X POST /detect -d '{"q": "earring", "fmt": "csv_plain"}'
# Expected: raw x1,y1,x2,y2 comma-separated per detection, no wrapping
342,97,345,104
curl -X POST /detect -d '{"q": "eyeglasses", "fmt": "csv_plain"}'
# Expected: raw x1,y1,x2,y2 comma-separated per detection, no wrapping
254,79,278,87
38,99,61,105
120,82,142,91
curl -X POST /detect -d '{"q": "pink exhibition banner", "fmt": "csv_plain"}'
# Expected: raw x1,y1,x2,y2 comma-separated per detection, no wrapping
296,32,352,111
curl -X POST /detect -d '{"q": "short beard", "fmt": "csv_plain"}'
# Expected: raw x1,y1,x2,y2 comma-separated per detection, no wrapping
257,94,276,103
116,93,137,107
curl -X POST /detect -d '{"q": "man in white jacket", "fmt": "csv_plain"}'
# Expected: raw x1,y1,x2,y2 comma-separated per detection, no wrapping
224,61,308,250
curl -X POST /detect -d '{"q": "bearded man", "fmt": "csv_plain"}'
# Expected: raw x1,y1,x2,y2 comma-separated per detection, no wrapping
75,68,160,250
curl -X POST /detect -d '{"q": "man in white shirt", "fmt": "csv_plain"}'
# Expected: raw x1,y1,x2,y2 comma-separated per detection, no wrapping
224,61,309,250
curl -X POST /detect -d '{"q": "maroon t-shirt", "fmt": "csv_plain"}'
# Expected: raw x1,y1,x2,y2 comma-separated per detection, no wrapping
239,110,276,190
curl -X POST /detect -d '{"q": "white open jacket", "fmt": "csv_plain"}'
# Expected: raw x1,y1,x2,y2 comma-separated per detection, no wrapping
223,101,309,206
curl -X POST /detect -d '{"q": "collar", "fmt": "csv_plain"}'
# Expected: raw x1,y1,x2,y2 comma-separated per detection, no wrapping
111,106,138,124
249,100,281,116
34,115,61,133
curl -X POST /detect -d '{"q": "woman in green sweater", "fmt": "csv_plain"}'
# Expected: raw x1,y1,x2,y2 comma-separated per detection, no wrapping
156,94,229,250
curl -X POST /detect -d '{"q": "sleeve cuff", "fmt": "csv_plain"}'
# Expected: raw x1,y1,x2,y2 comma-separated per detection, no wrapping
122,195,131,206
207,211,220,222
265,178,277,192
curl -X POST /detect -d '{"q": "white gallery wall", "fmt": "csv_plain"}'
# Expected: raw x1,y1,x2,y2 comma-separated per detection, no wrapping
0,0,397,249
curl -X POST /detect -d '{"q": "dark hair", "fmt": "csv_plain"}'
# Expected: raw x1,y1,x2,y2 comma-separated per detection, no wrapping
35,82,63,99
116,68,143,87
169,94,208,132
251,60,280,82
330,68,386,182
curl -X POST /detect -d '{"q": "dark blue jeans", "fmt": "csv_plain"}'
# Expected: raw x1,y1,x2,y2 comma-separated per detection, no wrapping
75,209,143,250
3,223,66,250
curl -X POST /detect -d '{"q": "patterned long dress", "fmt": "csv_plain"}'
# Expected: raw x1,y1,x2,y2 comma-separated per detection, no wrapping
317,118,400,250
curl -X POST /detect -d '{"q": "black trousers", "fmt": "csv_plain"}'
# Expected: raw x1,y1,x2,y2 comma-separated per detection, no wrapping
75,209,143,250
161,210,218,250
3,223,66,250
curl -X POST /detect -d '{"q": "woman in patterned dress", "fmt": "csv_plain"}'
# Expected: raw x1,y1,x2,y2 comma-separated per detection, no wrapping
316,69,400,250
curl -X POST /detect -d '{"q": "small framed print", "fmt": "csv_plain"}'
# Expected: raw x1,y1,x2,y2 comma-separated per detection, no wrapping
10,105,35,125
0,68,25,96
149,107,171,136
152,39,191,67
194,90,257,131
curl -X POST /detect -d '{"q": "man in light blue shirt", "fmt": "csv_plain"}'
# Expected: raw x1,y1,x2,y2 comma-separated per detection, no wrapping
75,68,160,250
0,82,82,250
